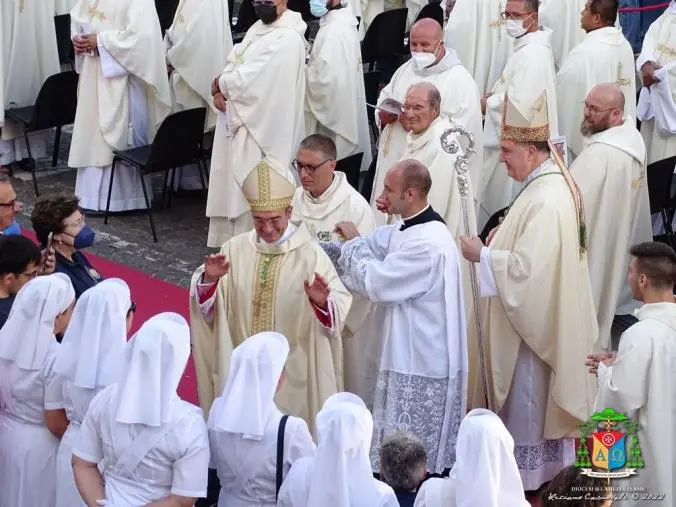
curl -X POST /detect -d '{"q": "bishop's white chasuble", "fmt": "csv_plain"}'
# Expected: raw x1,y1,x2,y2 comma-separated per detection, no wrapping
556,27,637,159
570,120,652,350
539,0,586,69
205,11,307,247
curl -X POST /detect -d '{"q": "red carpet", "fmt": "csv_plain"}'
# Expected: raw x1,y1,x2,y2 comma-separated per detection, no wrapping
22,231,199,406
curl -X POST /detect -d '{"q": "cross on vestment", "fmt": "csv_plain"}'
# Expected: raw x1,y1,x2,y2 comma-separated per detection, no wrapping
615,62,631,88
88,0,107,21
657,42,676,61
489,0,506,41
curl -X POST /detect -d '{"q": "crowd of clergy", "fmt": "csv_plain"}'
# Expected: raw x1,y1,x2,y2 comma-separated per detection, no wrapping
2,0,676,505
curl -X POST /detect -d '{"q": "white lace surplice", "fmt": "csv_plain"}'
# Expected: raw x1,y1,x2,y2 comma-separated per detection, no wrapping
338,221,468,473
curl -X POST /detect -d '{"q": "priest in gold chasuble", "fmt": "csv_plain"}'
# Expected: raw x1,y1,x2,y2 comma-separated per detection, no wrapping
459,92,598,492
189,157,352,430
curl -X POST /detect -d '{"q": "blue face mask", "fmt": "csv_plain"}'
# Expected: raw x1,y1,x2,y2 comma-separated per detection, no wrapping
73,225,96,249
2,220,21,236
310,0,328,17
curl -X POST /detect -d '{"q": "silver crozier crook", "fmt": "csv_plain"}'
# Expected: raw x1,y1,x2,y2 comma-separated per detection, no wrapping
440,124,494,412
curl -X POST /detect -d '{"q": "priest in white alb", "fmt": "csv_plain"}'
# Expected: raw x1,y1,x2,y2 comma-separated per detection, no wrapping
556,0,637,160
539,0,586,69
290,134,375,395
165,0,233,190
460,92,597,494
443,0,513,96
1,0,60,167
334,160,468,474
305,0,371,171
636,1,676,165
480,0,558,227
570,84,652,351
206,1,307,247
374,18,483,221
587,241,676,507
69,0,172,212
189,157,352,429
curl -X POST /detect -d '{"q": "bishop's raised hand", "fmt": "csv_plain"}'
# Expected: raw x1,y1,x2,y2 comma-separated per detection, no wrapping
203,253,230,283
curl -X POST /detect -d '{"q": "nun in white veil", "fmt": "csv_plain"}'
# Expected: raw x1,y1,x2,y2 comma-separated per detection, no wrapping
71,312,210,506
0,273,76,507
413,409,530,507
277,392,399,507
207,331,315,507
52,278,134,507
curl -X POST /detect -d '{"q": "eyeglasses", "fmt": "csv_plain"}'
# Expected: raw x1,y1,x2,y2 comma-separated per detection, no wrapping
0,199,18,208
500,10,532,20
583,102,619,114
292,159,333,174
127,301,137,315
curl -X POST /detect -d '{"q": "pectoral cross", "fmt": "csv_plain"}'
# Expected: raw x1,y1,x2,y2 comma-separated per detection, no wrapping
88,0,107,22
615,62,631,88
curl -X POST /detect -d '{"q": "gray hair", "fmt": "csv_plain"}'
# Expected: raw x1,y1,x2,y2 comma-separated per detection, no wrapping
380,431,428,491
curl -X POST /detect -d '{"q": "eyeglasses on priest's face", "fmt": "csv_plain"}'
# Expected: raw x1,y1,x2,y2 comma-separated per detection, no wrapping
292,158,332,174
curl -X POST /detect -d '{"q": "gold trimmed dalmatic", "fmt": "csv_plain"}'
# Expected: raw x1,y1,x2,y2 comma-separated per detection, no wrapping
189,222,352,432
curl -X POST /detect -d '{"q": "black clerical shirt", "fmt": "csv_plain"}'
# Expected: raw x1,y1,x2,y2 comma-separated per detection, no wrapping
399,205,445,231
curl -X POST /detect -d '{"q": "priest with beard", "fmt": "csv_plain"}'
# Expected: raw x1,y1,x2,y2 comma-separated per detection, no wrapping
205,0,307,247
570,84,651,351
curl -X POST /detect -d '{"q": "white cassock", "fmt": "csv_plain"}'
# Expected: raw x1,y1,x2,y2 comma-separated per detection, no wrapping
291,171,376,394
69,0,172,212
0,0,60,166
481,29,558,226
444,0,513,95
556,26,637,159
595,302,676,507
373,49,483,221
206,11,307,247
165,0,233,190
570,120,652,351
56,0,79,15
306,8,372,172
539,0,586,69
338,214,468,473
636,5,676,164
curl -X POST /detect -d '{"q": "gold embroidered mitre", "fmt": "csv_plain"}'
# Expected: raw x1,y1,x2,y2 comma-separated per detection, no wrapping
240,158,296,212
501,92,550,143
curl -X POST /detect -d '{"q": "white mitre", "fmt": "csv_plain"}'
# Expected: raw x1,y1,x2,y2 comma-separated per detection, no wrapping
239,158,297,212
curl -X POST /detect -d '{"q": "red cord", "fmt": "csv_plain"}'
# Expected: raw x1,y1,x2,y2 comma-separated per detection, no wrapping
618,2,669,12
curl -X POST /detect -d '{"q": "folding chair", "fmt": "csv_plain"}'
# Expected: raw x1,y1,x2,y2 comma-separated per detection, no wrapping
415,0,444,26
363,70,382,142
361,8,408,71
54,14,75,69
104,108,208,242
336,152,364,191
647,156,676,247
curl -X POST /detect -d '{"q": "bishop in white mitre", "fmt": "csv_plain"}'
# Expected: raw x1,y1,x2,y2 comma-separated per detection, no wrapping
206,4,307,248
290,134,375,395
443,0,513,96
305,0,372,172
1,0,60,167
540,0,586,69
190,157,352,430
165,0,233,190
69,0,172,212
591,241,676,507
636,1,676,165
374,18,483,222
480,0,558,227
556,0,637,160
571,84,651,351
460,93,597,492
336,159,467,474
56,0,79,15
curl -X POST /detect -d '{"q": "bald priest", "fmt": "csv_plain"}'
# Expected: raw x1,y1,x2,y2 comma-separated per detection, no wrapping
189,158,353,429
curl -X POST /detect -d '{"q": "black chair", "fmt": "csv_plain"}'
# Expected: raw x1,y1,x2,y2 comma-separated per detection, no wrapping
288,0,318,22
104,108,208,242
647,156,676,246
479,206,508,244
361,8,408,71
232,0,258,41
415,0,444,26
5,71,79,197
155,0,180,34
361,152,377,202
54,14,75,68
363,70,381,142
336,153,364,191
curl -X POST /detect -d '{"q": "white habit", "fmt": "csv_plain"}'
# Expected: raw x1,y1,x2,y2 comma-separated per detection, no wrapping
539,0,586,69
206,10,307,247
56,0,79,15
570,120,652,350
373,48,483,221
556,26,637,159
338,214,468,473
636,5,676,164
596,302,676,507
481,29,558,225
69,0,172,212
306,8,372,172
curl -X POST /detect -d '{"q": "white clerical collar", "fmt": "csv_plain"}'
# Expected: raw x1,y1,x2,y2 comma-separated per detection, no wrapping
523,158,553,185
402,204,430,222
259,223,296,246
305,174,339,203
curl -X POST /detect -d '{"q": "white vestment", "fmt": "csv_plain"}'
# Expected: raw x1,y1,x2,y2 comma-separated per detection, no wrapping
56,0,79,15
481,29,558,226
206,10,307,247
636,7,676,164
373,49,483,220
556,27,638,159
570,120,652,350
338,218,468,473
0,0,60,165
596,302,676,507
305,8,372,172
539,0,586,69
69,0,172,211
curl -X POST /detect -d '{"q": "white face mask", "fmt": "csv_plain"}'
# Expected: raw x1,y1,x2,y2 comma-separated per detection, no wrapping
505,19,527,38
410,41,440,70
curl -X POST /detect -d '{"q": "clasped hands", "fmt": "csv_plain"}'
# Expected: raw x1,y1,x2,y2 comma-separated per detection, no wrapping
211,77,227,112
641,61,662,87
585,351,617,376
72,34,98,55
